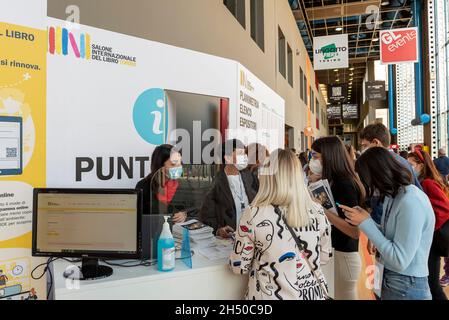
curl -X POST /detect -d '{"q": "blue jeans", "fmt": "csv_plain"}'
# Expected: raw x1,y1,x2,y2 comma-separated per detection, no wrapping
381,269,432,300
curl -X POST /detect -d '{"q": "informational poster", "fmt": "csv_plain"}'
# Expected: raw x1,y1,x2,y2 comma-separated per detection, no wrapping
365,81,386,101
327,105,341,120
342,104,359,120
313,34,349,70
0,0,47,300
380,27,418,65
236,65,285,152
328,84,347,103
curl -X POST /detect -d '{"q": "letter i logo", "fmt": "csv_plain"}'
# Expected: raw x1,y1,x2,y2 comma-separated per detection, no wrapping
133,88,168,145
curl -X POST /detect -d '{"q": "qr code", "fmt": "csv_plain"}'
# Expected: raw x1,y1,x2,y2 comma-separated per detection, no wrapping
6,148,17,158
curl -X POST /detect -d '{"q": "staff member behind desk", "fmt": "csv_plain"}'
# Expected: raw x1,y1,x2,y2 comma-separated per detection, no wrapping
199,139,257,238
136,144,189,223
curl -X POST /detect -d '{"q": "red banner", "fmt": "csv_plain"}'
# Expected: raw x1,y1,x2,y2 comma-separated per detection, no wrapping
380,27,419,64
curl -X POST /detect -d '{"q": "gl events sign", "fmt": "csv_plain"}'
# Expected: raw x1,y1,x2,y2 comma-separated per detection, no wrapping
313,34,349,70
380,27,418,64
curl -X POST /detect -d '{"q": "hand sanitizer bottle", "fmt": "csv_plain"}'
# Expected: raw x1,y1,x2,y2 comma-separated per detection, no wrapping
157,216,175,272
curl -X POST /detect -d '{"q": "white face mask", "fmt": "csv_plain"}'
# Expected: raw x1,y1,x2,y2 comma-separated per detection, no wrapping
309,158,323,175
235,155,248,171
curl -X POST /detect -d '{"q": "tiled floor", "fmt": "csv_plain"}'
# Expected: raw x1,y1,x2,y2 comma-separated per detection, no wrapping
356,234,449,300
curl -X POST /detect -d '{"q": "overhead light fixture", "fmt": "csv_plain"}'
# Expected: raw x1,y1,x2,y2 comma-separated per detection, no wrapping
381,1,390,6
335,20,343,32
336,79,340,82
372,38,379,42
350,73,354,76
349,67,355,71
334,69,339,72
349,78,353,81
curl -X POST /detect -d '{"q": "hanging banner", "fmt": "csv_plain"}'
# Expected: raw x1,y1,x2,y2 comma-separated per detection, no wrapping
380,27,419,65
328,84,347,103
327,105,341,120
342,104,359,120
313,34,349,70
365,81,386,101
0,0,47,300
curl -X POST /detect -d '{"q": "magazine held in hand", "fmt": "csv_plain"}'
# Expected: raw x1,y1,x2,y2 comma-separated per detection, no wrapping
308,179,338,214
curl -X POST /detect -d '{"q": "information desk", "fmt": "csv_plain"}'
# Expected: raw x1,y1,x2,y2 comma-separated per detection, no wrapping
53,253,334,300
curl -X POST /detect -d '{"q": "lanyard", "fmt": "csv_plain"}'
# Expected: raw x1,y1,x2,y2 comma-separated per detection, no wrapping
238,174,246,209
231,174,246,210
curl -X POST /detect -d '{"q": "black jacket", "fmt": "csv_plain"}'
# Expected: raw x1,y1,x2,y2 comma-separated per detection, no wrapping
198,168,258,233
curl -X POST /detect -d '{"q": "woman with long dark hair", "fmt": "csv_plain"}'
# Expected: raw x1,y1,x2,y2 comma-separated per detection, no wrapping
311,136,366,300
342,147,435,300
408,150,449,300
136,144,188,223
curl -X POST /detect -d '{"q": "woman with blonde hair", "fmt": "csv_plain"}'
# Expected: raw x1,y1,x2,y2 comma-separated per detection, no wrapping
229,149,332,300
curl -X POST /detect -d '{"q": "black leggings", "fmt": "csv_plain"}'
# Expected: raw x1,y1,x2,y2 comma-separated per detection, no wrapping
428,244,448,300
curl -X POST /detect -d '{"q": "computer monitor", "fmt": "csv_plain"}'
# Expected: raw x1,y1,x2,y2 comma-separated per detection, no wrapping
32,188,142,280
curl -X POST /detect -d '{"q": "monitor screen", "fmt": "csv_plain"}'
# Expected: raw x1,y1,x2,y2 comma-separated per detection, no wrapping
33,189,141,259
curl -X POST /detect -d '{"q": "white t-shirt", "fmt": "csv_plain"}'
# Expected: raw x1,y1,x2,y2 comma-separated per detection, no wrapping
227,174,249,225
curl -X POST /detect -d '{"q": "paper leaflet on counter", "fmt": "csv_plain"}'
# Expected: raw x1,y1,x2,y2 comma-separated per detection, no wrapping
173,220,234,260
196,239,234,261
308,179,338,215
173,219,215,249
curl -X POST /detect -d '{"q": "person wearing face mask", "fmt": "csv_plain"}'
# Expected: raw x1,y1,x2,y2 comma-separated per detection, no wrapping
136,144,190,223
407,150,449,300
199,139,258,238
308,154,323,183
311,137,366,300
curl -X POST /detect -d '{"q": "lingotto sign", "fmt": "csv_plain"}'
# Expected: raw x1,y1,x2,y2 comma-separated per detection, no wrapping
380,27,419,64
313,34,348,70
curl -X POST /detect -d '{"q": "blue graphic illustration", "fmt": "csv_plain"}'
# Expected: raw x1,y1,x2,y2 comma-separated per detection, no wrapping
278,252,296,263
133,88,168,145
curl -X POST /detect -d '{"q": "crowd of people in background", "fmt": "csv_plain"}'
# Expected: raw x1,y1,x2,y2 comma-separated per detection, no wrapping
136,123,449,301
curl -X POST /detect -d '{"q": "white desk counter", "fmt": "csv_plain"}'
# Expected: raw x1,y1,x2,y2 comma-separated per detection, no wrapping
54,254,246,300
53,253,334,300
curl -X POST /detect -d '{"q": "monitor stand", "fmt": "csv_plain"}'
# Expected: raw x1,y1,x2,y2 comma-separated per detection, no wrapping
63,258,113,281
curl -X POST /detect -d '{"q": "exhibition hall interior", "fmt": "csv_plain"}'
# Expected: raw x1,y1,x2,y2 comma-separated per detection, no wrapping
1,0,449,306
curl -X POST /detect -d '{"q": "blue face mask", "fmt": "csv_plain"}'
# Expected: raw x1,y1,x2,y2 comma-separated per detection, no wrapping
412,167,420,178
168,166,183,180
